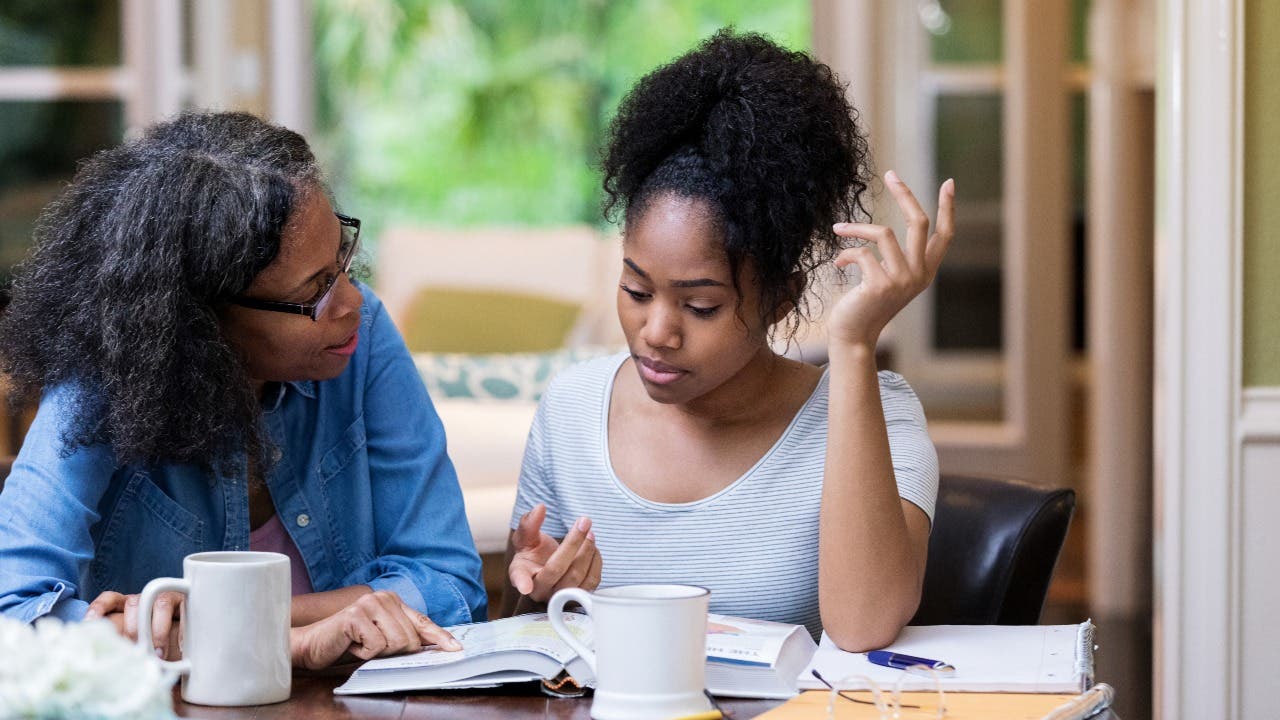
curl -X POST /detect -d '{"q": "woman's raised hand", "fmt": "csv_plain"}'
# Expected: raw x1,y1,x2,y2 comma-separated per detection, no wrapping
290,590,461,670
508,503,602,602
828,171,955,349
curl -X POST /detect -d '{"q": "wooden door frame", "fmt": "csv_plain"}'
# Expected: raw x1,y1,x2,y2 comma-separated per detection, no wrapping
813,0,1072,488
1154,0,1246,717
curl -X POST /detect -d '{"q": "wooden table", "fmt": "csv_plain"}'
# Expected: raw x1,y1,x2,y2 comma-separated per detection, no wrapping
174,669,1122,719
173,669,784,719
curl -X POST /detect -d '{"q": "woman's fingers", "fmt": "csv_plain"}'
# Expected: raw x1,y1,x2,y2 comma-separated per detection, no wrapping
342,603,388,660
583,539,604,591
509,505,557,595
833,223,907,277
508,554,543,596
366,592,419,654
403,606,462,651
290,595,461,669
530,517,592,601
85,591,127,620
548,533,600,595
883,170,930,269
834,246,891,289
149,591,184,659
927,178,956,271
123,593,141,640
511,504,548,552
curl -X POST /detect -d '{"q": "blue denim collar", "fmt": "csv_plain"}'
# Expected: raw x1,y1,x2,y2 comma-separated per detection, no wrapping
262,379,317,413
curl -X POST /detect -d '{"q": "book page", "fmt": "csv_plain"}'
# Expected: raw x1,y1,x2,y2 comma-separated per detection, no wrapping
354,613,593,671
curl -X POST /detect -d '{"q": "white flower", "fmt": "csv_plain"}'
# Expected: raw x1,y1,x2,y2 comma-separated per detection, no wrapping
0,616,177,719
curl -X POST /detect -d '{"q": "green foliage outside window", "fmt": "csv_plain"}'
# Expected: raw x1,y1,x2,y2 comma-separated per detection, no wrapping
312,0,809,242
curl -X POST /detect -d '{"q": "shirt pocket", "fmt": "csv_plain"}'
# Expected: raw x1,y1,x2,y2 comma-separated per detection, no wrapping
315,415,370,570
318,414,368,482
91,472,206,593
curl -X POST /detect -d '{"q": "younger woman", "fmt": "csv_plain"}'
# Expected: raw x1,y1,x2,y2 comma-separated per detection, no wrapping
504,31,953,650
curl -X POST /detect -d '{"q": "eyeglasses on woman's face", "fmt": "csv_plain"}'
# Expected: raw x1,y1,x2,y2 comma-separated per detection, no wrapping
229,213,361,321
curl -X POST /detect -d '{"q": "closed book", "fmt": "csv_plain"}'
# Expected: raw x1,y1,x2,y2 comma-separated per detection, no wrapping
704,613,817,699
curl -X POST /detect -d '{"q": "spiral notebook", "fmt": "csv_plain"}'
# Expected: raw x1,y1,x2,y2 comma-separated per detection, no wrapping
797,621,1096,694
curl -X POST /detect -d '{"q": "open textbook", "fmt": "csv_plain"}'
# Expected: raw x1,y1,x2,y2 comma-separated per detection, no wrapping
334,612,817,698
335,615,1095,699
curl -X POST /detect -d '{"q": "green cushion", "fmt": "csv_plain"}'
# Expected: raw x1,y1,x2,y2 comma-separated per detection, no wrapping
414,347,615,401
401,287,582,354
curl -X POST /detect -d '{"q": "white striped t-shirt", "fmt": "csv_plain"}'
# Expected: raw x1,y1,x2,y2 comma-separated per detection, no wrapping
509,352,938,638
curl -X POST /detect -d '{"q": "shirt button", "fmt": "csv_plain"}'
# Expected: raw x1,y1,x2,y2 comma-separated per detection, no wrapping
295,514,311,528
271,447,283,463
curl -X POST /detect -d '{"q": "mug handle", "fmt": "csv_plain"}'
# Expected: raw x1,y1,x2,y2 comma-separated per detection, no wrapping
548,588,596,675
136,576,193,675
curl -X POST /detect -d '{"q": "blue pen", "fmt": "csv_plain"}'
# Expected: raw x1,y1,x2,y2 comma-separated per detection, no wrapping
866,650,956,674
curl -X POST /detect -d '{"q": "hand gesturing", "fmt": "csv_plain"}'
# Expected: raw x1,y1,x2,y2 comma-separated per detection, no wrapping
507,504,603,602
828,170,956,349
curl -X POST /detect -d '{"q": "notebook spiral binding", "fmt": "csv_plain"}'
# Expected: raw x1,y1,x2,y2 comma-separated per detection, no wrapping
1075,620,1097,691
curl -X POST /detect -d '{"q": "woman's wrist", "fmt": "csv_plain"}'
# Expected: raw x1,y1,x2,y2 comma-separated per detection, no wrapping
826,338,879,369
288,625,312,668
291,585,372,626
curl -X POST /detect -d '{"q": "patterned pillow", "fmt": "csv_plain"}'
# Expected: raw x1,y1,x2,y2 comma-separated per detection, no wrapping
414,346,616,402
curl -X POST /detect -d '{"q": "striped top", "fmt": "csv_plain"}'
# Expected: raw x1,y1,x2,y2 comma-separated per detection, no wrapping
509,352,939,638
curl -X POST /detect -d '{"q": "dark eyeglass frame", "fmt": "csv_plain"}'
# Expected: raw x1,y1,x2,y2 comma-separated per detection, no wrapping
809,669,923,710
229,212,361,321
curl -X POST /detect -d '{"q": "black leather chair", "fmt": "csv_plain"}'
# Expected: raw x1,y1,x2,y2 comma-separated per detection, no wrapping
910,474,1076,625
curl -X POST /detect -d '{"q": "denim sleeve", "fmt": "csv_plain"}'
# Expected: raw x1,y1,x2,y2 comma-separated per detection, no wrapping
0,385,115,623
341,300,487,624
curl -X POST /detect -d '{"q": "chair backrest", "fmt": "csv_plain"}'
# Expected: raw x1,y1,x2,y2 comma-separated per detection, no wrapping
910,474,1076,625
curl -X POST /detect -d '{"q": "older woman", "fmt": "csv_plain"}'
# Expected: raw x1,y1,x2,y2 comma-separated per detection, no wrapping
0,111,483,668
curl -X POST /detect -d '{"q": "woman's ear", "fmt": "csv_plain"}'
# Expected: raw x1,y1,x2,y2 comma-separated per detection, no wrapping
768,270,807,325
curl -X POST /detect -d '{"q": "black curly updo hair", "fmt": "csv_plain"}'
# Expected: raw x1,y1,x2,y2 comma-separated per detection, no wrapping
0,111,322,471
602,29,872,338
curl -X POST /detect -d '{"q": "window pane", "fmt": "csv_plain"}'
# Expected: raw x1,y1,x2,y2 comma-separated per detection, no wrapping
0,101,124,284
312,0,810,236
0,1,121,66
932,93,1003,351
1070,0,1091,65
1070,91,1087,351
928,0,1002,64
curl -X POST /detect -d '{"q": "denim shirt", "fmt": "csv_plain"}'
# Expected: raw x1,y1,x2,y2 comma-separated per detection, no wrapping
0,286,487,625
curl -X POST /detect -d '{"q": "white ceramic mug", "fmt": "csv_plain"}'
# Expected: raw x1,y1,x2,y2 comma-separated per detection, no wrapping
549,584,712,720
136,551,291,706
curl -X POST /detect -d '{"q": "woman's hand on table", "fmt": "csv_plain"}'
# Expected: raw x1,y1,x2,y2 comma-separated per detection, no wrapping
289,590,461,670
85,590,183,660
508,503,603,603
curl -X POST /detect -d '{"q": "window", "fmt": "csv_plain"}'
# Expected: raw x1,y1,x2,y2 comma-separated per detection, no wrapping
310,0,811,246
